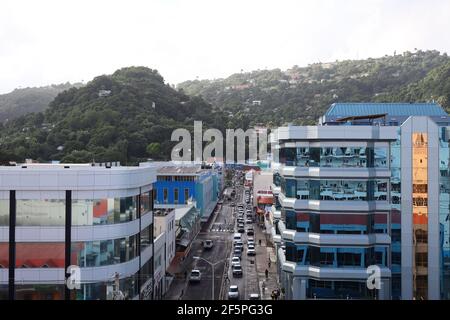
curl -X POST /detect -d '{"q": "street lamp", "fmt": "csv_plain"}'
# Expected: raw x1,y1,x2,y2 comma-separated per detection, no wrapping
193,256,225,300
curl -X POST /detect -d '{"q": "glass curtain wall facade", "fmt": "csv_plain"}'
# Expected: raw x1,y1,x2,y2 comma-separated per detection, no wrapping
0,188,154,300
412,133,428,300
439,128,450,299
391,129,402,299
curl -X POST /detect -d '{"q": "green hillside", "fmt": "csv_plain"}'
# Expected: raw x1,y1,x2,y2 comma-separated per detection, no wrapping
0,83,81,123
0,67,225,164
178,50,450,126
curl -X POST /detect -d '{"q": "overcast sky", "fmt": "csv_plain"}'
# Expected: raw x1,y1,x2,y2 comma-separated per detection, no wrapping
1,0,449,94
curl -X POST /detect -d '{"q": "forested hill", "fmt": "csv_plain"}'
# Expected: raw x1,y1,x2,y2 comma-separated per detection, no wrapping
0,67,226,164
2,50,450,164
0,83,81,123
376,60,450,109
178,50,450,127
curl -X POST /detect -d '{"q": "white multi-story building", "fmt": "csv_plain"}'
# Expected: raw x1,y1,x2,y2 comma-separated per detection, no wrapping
271,103,450,300
0,163,157,300
153,209,176,299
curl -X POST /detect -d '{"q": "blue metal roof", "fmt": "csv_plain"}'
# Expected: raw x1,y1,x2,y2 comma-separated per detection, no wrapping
325,103,448,117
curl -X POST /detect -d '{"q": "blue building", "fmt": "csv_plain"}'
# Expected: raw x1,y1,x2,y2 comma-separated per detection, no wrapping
271,102,450,300
154,166,219,222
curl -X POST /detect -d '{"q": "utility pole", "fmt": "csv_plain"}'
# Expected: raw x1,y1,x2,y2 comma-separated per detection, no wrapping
193,256,225,300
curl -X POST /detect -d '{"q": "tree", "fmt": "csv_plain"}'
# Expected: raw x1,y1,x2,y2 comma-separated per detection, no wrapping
146,142,161,159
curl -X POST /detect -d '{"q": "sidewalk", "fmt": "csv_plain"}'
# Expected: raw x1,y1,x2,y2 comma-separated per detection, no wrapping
254,224,280,300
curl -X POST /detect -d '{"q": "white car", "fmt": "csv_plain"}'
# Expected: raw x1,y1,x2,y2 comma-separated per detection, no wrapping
247,248,256,256
189,270,202,282
231,256,241,266
228,285,239,300
203,240,214,249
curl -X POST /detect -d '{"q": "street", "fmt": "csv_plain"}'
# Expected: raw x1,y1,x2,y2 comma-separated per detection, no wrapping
165,169,278,300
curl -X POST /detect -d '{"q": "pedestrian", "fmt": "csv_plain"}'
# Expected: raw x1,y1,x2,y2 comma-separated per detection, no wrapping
262,281,266,292
265,269,269,278
259,239,262,246
268,260,271,268
184,271,187,279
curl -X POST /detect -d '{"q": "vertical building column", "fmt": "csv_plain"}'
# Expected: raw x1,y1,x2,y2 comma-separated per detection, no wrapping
292,277,306,300
427,120,440,300
137,189,142,300
64,190,72,300
401,120,414,300
8,190,16,301
378,279,390,300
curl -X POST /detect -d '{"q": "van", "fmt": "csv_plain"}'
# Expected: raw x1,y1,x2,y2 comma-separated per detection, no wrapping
233,233,242,241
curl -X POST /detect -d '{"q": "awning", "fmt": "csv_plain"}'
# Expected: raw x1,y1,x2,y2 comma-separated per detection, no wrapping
257,196,273,205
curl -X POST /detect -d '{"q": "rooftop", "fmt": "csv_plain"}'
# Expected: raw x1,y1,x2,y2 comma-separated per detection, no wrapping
157,166,204,175
325,102,448,117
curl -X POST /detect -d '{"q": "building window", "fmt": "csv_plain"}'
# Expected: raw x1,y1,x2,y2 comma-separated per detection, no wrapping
174,188,179,204
140,192,151,216
16,199,65,226
184,188,189,204
15,243,65,269
163,188,168,204
72,196,137,226
72,234,139,268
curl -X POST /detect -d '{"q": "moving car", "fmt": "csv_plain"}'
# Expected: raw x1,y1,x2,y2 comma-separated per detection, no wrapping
189,270,202,282
232,264,243,277
203,240,214,249
228,285,239,300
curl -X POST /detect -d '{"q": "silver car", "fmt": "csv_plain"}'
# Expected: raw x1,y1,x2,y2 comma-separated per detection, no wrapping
228,285,239,300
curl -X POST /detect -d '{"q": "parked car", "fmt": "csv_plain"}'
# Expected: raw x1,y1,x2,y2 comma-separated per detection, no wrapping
203,240,214,249
248,236,255,243
232,264,243,277
231,256,241,266
247,229,254,236
247,241,255,247
228,285,239,300
247,248,256,256
233,240,243,247
235,244,243,252
233,248,242,258
238,226,245,233
249,293,260,300
189,270,202,282
246,219,253,224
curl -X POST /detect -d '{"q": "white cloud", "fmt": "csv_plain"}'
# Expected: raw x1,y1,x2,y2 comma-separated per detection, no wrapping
0,0,449,93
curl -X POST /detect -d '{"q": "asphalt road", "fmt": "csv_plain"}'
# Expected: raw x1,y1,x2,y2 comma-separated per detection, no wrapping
225,185,260,300
178,172,260,300
181,200,234,300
